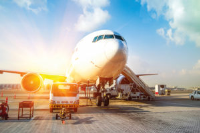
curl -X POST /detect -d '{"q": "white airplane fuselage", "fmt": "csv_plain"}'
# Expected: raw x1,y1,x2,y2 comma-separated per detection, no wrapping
67,30,128,83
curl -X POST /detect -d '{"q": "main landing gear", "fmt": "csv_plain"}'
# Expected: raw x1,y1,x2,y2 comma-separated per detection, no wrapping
96,95,109,106
95,77,112,107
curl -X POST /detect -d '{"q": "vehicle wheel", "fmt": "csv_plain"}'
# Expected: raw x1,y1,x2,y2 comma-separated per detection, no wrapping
104,96,109,106
74,108,78,112
69,113,71,119
96,96,102,106
50,108,53,113
127,96,131,101
191,96,194,100
5,114,8,120
56,114,58,120
148,96,151,101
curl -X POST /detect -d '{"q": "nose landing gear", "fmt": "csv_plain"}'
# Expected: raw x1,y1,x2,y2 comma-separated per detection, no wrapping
96,77,112,107
96,95,109,106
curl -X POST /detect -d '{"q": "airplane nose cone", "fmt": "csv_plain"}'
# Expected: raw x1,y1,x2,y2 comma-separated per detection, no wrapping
104,40,128,63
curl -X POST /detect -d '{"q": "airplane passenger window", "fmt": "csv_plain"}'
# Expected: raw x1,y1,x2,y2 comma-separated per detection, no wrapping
114,35,124,41
97,35,104,41
104,35,114,39
92,36,98,42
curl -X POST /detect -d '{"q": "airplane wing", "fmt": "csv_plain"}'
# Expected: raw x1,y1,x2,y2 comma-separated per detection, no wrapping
136,74,157,77
0,70,67,82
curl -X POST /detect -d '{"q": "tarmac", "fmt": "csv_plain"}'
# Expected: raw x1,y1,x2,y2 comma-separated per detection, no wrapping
0,89,200,133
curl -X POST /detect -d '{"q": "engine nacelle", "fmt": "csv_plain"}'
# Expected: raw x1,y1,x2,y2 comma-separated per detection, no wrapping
21,73,43,92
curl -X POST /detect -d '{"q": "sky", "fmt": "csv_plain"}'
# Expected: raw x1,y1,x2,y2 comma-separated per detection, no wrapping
0,0,200,89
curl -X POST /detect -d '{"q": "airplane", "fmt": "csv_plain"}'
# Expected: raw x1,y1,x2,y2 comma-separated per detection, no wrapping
0,30,155,106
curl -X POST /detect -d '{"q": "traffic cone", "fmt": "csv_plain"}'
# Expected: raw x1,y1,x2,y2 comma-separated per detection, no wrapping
6,97,8,104
14,93,16,99
1,92,3,97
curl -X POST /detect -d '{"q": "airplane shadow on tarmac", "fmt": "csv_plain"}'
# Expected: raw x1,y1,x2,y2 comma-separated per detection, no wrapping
72,117,96,124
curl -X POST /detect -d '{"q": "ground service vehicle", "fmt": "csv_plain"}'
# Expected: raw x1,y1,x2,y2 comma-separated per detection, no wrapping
106,87,118,98
190,91,200,100
56,108,72,124
165,89,171,95
155,84,166,95
49,82,79,113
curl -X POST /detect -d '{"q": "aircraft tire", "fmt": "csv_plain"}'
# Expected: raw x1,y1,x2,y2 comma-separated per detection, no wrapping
104,96,109,106
96,96,102,106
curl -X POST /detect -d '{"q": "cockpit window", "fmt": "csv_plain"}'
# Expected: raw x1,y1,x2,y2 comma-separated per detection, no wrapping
104,35,114,39
92,34,125,43
92,36,98,42
97,35,104,41
114,35,124,41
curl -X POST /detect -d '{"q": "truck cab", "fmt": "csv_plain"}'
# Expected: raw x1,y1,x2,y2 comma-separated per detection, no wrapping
106,87,118,98
49,82,79,113
190,91,200,100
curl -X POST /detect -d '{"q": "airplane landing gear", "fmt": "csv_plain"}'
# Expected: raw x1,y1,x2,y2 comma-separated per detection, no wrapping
103,96,109,106
95,77,113,107
96,96,102,106
96,95,109,106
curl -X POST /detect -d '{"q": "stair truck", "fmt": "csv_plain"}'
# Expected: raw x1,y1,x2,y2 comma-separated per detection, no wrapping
49,82,79,113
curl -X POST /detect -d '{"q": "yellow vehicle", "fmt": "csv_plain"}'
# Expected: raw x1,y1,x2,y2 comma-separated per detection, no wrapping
49,82,79,113
165,89,171,95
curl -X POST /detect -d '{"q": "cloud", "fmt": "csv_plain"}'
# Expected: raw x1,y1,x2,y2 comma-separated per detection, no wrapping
73,0,110,32
13,0,47,14
127,55,151,74
140,0,200,47
193,60,200,70
178,60,200,76
179,69,187,75
140,0,167,17
190,60,200,75
156,28,165,38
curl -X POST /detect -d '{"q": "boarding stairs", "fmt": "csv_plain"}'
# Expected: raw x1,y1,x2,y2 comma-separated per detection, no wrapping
122,65,155,100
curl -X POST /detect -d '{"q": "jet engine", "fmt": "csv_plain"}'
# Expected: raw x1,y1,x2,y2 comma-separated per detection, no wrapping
21,73,43,92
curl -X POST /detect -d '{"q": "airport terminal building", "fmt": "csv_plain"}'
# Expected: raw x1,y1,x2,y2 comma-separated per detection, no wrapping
0,84,21,90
